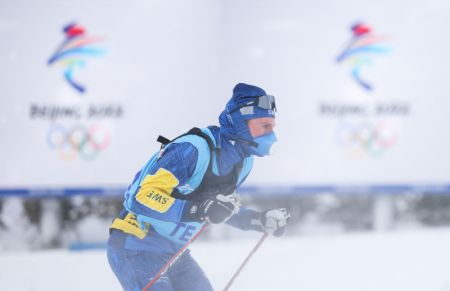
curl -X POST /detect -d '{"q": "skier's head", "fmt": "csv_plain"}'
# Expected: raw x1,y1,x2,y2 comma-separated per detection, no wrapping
219,83,277,157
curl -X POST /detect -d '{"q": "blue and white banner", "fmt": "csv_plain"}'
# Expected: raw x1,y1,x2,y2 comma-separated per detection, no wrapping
1,0,450,195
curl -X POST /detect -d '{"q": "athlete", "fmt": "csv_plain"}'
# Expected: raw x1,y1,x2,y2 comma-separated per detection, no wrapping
107,83,290,290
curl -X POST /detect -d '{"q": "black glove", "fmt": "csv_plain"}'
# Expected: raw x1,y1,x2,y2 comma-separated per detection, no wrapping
255,208,290,237
188,193,240,224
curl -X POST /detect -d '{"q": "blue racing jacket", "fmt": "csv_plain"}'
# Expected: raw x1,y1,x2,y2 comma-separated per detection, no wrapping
110,126,261,252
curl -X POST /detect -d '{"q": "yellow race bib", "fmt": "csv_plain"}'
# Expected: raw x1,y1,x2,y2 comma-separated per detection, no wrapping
110,212,149,239
135,168,179,213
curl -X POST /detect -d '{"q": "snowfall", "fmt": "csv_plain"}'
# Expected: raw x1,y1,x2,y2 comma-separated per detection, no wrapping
1,228,450,291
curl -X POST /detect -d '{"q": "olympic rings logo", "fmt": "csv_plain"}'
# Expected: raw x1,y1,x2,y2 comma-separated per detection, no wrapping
47,124,111,161
336,121,397,157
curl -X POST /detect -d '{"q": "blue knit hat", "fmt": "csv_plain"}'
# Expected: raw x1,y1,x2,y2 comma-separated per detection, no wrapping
219,83,275,142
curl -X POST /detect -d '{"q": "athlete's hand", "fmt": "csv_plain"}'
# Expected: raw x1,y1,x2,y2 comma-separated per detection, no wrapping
192,193,241,224
259,208,290,237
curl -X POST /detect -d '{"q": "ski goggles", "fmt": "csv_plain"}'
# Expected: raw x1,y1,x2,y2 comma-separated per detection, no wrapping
229,95,277,114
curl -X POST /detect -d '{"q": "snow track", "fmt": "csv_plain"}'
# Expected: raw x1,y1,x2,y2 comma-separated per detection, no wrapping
1,229,450,291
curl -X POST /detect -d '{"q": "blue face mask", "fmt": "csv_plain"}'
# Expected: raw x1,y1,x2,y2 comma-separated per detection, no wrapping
249,132,278,157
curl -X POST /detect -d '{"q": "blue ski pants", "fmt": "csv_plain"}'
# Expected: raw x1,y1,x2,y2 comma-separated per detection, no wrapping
107,231,214,291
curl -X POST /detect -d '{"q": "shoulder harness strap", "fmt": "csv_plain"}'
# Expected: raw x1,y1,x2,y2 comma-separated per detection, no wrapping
157,127,217,152
157,127,220,201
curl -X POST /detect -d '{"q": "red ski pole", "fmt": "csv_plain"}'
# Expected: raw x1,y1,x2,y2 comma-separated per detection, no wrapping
142,223,209,291
223,232,269,291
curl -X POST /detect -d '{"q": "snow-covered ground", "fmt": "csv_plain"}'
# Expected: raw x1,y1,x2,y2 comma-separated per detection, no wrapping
1,228,450,291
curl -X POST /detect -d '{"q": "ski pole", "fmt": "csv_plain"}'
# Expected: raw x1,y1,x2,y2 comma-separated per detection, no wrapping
142,223,209,291
223,232,269,291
